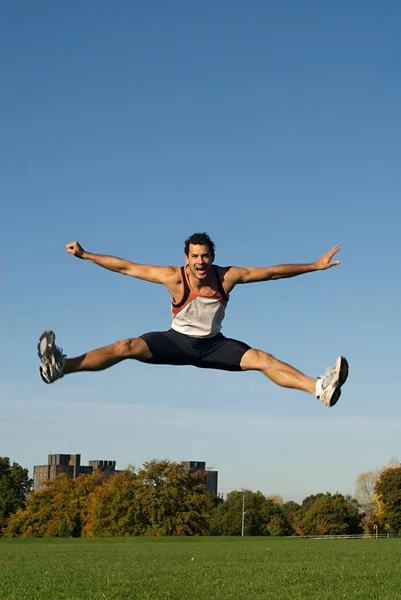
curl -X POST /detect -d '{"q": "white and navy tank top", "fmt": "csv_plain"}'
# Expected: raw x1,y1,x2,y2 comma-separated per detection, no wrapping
171,266,229,338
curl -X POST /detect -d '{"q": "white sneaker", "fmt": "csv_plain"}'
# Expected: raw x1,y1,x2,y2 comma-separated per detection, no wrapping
318,356,349,407
37,331,65,384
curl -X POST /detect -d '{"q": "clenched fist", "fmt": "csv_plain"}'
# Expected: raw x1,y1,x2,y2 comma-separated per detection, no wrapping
66,241,85,258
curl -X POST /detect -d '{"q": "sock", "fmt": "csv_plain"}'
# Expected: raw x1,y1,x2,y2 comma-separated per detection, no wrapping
315,378,323,398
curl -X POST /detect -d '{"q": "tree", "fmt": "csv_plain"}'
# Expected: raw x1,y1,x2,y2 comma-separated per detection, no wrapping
213,490,264,536
287,494,326,535
5,471,105,538
283,500,301,517
282,500,302,535
354,469,380,518
300,494,325,515
5,460,214,538
386,456,401,469
354,457,400,532
135,460,214,536
301,493,363,535
212,490,292,536
374,466,401,534
86,460,215,537
267,494,284,507
266,513,292,536
0,457,32,535
84,469,147,537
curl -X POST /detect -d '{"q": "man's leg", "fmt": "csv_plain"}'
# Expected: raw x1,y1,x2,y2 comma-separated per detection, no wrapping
64,338,152,374
240,348,349,406
240,349,316,394
38,330,152,384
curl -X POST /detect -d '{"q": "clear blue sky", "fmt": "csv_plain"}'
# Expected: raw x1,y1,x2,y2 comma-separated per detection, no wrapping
2,0,400,502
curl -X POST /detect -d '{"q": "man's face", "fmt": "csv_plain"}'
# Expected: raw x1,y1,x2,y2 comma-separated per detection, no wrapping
185,244,213,280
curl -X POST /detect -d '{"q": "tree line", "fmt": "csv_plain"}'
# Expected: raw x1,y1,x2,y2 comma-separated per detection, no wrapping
1,456,401,538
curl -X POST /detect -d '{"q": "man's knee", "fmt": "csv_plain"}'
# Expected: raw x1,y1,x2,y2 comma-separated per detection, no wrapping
240,348,274,371
115,338,152,361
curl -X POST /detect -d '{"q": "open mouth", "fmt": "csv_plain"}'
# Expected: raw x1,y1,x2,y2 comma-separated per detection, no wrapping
196,267,207,276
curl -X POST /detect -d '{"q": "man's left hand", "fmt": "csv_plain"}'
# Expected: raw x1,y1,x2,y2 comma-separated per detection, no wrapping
315,245,341,270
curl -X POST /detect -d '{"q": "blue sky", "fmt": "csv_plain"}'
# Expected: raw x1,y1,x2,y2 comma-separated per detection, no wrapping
2,0,400,502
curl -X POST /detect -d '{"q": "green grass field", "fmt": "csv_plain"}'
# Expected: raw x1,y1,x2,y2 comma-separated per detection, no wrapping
0,537,400,600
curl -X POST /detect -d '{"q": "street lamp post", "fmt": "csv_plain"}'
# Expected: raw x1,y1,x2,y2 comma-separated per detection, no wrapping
241,489,245,537
373,524,378,539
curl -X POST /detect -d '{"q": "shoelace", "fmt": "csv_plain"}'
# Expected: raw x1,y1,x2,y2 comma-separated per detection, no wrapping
321,366,336,390
54,345,66,370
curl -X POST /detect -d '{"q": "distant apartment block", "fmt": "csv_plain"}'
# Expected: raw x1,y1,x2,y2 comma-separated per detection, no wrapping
33,454,118,491
183,461,218,495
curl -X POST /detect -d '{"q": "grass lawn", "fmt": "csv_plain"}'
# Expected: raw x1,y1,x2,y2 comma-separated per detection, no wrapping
0,536,400,600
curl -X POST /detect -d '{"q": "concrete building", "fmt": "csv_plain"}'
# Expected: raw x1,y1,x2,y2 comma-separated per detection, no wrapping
33,455,218,494
33,454,117,491
205,470,218,496
89,460,117,476
183,461,218,495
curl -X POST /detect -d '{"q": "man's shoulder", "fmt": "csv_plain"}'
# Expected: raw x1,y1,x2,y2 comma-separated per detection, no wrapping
166,265,183,278
155,265,183,287
214,265,237,294
215,265,245,293
215,265,238,277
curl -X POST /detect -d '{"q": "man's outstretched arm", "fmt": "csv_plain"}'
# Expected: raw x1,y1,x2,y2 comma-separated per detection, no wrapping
223,246,341,288
65,241,177,284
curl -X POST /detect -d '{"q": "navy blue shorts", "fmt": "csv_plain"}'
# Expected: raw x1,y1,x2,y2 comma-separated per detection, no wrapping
139,330,251,372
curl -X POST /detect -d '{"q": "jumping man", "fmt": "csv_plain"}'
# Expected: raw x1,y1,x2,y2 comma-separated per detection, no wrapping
38,233,349,407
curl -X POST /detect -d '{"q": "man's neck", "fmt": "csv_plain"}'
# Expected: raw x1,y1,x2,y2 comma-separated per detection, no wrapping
186,266,215,292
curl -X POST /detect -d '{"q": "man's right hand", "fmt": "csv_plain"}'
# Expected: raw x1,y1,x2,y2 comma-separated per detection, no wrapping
66,241,86,258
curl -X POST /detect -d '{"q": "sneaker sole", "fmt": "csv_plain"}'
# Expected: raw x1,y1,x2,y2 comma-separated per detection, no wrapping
329,356,349,407
38,331,56,384
38,330,55,359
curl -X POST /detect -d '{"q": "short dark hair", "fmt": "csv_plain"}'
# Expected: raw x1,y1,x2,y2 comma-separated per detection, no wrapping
184,232,215,260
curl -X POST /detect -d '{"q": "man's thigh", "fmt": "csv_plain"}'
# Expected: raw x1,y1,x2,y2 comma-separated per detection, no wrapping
240,348,274,371
196,335,251,372
139,331,196,365
139,330,253,372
